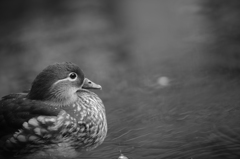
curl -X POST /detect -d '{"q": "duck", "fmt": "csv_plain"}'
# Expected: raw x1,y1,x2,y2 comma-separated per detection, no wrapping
0,62,107,158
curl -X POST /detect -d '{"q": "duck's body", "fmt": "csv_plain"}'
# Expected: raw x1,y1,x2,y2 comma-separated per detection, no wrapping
0,62,107,157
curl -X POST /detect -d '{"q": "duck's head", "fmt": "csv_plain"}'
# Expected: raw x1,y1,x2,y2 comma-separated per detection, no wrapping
28,62,101,105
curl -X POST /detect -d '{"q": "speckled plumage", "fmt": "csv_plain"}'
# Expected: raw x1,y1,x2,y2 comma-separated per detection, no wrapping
0,62,107,157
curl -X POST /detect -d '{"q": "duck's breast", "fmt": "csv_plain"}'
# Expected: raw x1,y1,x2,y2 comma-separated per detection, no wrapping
62,90,107,150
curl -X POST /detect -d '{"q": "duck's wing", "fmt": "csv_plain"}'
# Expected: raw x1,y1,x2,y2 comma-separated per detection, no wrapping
0,93,61,133
0,93,66,151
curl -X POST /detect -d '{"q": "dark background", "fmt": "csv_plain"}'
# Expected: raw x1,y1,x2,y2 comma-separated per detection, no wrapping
0,0,240,158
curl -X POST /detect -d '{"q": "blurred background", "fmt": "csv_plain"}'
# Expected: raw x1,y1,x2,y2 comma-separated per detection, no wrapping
1,0,240,158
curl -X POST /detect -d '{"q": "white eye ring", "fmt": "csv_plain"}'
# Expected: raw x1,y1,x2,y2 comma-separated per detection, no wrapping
68,72,78,81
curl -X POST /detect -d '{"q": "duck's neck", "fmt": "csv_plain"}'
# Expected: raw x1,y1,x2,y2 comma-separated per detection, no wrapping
45,93,78,107
28,89,79,107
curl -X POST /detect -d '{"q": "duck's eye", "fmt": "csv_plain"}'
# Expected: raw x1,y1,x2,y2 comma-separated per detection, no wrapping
69,72,77,80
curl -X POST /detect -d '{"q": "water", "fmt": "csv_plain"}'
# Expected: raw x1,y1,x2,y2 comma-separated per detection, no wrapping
0,0,240,158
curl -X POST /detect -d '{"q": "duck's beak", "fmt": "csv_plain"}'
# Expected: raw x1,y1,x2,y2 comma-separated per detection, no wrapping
82,78,102,90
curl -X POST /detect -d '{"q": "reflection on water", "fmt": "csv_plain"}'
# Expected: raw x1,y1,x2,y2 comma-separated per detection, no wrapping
1,0,240,159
